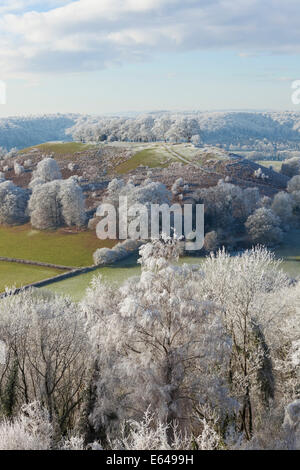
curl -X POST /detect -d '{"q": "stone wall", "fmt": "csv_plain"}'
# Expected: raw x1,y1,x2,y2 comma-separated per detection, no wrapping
0,257,74,270
0,265,99,299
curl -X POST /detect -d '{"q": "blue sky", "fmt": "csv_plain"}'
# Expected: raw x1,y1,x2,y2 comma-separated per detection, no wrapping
0,0,300,116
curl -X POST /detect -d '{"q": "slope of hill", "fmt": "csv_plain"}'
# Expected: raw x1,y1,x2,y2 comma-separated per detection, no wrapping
0,142,289,216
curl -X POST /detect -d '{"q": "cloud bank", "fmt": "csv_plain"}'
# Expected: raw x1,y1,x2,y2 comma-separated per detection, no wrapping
0,0,300,78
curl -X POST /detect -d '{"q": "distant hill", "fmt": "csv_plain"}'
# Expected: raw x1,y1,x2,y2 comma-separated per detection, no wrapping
196,111,300,146
66,111,300,152
2,110,300,154
0,114,78,150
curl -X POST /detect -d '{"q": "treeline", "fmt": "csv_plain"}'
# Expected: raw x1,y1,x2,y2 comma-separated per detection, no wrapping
1,111,300,153
66,111,300,150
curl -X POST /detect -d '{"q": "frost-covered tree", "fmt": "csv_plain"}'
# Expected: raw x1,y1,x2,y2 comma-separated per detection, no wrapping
104,178,171,208
0,181,29,225
0,402,53,451
29,178,85,230
191,134,201,147
245,207,283,245
253,167,268,179
271,192,294,229
29,180,63,229
198,247,290,438
6,147,18,158
203,230,219,252
0,147,7,159
82,239,233,439
111,409,220,450
173,118,200,143
152,117,172,142
93,239,143,266
98,177,171,240
198,181,259,232
14,162,24,176
31,157,62,184
59,178,86,227
0,291,89,431
0,240,298,449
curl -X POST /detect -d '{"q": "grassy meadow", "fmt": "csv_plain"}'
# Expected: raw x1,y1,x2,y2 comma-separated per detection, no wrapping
0,225,116,267
114,147,172,174
41,255,200,301
0,262,63,292
42,255,141,300
22,142,96,159
42,230,300,300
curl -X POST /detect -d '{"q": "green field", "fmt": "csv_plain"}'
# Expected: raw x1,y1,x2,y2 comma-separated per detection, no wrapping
0,262,62,292
257,160,282,172
42,255,208,300
0,225,116,267
22,142,96,158
114,147,172,174
41,230,300,300
43,255,141,300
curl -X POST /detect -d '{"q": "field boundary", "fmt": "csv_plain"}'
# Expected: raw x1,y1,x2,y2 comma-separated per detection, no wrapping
0,265,99,299
0,257,74,270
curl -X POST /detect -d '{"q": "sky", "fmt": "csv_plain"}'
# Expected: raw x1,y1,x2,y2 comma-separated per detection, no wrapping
1,0,300,116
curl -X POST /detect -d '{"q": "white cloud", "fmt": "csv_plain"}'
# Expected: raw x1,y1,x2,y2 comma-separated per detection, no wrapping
0,0,300,78
0,1,70,14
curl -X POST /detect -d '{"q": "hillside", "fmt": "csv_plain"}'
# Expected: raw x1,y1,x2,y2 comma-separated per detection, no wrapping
1,142,289,216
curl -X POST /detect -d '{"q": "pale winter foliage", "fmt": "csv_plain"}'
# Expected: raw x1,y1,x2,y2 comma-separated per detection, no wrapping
271,192,294,229
0,402,53,450
0,241,299,449
195,180,261,249
93,239,143,265
253,167,268,180
2,111,300,156
245,207,283,245
0,290,89,434
0,180,29,225
28,178,85,229
66,111,300,153
31,157,62,185
197,247,291,439
104,177,171,208
83,238,234,439
203,230,219,252
111,409,220,450
14,162,24,176
95,177,172,242
287,174,300,193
